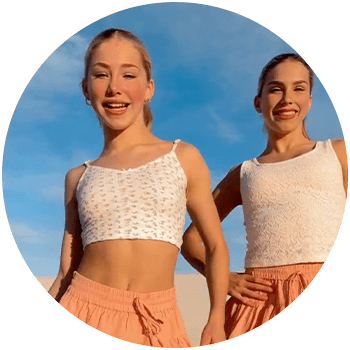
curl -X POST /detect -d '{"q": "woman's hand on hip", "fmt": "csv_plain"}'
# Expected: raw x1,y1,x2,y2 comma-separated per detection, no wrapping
228,272,273,307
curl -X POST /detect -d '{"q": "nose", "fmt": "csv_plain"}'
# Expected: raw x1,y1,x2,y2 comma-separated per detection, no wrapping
106,76,121,96
281,89,293,105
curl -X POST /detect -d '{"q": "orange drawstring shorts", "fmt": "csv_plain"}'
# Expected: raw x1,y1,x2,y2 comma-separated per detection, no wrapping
59,272,191,347
225,262,323,338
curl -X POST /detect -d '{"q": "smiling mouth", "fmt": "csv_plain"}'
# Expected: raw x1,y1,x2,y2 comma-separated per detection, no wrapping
274,109,297,120
102,102,130,115
103,102,130,109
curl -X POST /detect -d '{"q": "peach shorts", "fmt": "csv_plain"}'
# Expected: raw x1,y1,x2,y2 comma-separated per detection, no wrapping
59,272,191,347
225,262,323,338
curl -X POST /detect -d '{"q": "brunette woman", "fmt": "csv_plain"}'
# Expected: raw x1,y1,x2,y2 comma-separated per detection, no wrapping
181,53,347,338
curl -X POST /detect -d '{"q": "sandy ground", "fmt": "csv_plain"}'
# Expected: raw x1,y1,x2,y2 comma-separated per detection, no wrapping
37,273,210,346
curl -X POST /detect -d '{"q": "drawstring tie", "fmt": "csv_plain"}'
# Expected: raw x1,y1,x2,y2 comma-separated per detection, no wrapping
133,297,164,347
285,271,308,304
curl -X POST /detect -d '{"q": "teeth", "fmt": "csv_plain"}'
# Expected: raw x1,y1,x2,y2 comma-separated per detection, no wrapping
106,103,128,108
276,110,295,116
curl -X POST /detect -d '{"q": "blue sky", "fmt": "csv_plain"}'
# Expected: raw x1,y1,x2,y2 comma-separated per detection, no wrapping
1,2,344,278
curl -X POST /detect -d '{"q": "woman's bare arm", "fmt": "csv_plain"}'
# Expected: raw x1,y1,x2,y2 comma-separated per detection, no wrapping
332,138,348,195
48,166,85,301
177,143,229,344
181,163,273,306
181,164,242,275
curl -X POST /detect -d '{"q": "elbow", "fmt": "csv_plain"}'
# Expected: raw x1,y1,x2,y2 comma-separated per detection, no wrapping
181,241,200,267
205,238,229,261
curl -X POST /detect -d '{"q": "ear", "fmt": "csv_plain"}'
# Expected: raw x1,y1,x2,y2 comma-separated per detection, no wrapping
145,79,154,102
81,78,89,100
308,94,313,111
254,96,261,113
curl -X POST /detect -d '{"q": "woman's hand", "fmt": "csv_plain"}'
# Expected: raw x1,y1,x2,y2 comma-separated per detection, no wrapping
200,319,226,345
228,272,273,307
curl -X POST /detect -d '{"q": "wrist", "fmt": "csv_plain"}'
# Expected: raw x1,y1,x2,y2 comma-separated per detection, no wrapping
207,309,225,326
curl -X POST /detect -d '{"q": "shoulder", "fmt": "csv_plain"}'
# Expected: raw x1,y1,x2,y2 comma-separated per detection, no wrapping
330,138,346,152
215,163,242,191
227,163,243,178
65,164,86,199
330,138,347,164
330,138,348,193
175,141,202,159
207,163,244,218
174,141,210,187
174,141,206,170
65,164,87,184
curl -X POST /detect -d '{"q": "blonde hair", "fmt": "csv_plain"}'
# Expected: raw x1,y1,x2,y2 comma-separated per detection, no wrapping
82,28,153,126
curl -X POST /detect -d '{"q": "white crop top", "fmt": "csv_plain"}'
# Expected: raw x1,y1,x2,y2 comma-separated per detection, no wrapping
76,140,187,250
241,139,346,268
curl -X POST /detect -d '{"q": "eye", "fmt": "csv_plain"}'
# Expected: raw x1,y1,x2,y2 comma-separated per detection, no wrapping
269,86,282,93
123,73,136,79
93,72,108,78
295,86,305,91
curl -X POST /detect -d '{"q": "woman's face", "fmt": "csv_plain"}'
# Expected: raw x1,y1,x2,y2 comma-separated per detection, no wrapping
84,37,154,131
254,59,312,137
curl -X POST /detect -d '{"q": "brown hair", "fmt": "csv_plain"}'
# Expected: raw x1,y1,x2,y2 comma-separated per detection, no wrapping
256,53,314,139
257,53,314,97
82,28,153,126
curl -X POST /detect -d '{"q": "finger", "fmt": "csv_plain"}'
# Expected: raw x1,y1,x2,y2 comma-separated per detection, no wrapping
240,297,256,307
246,282,274,293
252,277,274,286
244,275,273,286
200,331,212,346
243,289,270,301
229,285,270,300
228,290,257,307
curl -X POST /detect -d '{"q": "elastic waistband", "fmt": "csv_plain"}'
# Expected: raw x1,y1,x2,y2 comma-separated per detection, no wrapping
245,263,323,280
67,272,177,312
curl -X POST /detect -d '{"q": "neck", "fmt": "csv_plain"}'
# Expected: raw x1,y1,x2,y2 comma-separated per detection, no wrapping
101,123,154,154
265,128,312,154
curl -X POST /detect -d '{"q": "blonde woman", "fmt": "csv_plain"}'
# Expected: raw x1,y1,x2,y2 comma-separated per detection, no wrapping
48,28,229,347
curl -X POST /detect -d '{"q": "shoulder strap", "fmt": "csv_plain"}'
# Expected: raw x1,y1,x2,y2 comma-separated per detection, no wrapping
83,160,91,167
171,139,181,151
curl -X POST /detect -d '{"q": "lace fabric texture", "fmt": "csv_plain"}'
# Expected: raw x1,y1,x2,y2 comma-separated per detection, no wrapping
76,140,187,250
241,139,346,268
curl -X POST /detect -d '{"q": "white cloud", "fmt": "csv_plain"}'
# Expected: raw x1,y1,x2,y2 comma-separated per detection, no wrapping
209,110,242,143
8,222,62,245
3,171,64,203
12,95,67,123
23,33,89,96
41,185,64,202
161,5,289,81
10,223,39,237
9,33,90,125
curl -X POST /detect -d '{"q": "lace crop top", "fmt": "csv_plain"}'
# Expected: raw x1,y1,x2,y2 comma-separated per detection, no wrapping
76,140,187,250
241,139,346,268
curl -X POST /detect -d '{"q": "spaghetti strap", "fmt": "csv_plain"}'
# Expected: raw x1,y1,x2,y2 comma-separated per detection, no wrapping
171,139,181,151
83,160,91,167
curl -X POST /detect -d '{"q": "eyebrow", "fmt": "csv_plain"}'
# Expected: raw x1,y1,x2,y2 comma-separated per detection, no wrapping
92,62,140,70
267,80,309,86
